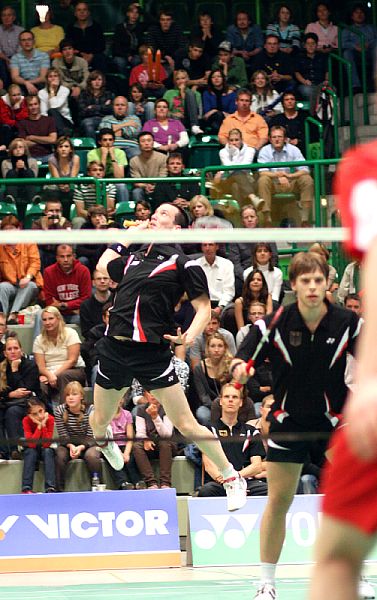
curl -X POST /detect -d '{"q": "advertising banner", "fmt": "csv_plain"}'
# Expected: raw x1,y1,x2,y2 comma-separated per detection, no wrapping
0,489,180,571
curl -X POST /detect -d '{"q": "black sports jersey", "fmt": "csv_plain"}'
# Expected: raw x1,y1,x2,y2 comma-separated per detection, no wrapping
106,244,209,344
210,420,265,471
236,301,362,429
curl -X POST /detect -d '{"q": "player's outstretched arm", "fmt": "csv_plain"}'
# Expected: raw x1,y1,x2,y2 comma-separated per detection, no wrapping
345,237,377,459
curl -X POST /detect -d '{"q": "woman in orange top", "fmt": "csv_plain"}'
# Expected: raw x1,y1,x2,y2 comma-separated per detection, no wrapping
0,215,43,323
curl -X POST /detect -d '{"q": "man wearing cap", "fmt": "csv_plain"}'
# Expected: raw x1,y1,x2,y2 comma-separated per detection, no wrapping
52,38,89,99
212,41,248,89
218,88,269,149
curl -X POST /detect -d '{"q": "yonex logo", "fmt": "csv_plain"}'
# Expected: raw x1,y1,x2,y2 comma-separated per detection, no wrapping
326,338,335,344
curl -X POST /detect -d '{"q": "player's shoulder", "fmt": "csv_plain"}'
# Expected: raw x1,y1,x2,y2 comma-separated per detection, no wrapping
335,140,377,257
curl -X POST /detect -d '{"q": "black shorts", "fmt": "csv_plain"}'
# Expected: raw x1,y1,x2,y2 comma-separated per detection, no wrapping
266,418,331,464
95,336,179,391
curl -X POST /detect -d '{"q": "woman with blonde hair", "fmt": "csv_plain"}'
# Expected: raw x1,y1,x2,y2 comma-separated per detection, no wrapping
189,194,214,222
38,67,73,136
33,306,86,410
163,69,203,134
0,332,40,459
54,380,102,492
1,137,39,211
193,332,234,427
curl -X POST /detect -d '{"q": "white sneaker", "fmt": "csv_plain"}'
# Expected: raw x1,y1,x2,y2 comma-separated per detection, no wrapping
359,577,375,599
191,125,203,135
253,584,277,599
97,425,124,471
223,473,247,511
248,193,265,211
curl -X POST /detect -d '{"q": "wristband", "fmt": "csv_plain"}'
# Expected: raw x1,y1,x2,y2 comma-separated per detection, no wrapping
109,243,128,256
229,361,244,377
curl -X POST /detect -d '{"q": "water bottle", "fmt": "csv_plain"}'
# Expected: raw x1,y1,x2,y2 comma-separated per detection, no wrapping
91,472,100,492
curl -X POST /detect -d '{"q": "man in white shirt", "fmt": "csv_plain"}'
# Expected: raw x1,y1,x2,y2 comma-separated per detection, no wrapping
257,125,314,227
195,242,235,314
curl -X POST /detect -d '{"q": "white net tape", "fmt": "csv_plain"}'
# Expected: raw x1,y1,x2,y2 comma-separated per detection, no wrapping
0,227,348,245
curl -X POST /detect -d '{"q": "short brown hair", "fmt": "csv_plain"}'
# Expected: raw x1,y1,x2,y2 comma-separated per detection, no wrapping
288,251,329,282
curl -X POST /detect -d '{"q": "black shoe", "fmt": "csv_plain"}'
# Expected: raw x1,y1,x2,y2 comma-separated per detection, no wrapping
45,487,56,493
135,480,147,490
120,481,134,490
4,194,16,205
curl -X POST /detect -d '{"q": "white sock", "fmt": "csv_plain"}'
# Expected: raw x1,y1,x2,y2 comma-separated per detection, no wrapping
221,464,237,481
261,562,276,586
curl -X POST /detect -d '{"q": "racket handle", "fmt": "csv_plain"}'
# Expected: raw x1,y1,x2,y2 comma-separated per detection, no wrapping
233,359,255,389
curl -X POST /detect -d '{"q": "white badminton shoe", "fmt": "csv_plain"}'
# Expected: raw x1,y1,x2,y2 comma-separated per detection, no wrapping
359,577,375,599
223,473,247,511
97,425,124,471
253,584,277,599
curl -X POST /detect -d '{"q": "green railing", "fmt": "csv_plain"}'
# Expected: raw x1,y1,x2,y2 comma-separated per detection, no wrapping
328,53,355,145
337,24,368,126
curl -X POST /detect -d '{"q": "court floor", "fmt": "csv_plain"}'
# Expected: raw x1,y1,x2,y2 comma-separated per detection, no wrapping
0,565,376,600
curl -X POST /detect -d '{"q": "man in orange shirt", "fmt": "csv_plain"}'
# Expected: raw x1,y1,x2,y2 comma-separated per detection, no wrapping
218,88,268,149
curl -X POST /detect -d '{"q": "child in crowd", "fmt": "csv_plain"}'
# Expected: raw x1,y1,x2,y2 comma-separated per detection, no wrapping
22,397,56,493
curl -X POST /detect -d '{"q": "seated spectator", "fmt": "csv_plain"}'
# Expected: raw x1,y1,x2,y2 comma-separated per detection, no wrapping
129,44,168,99
266,4,301,55
212,41,248,89
190,310,236,371
66,2,107,73
218,88,268,149
294,33,328,101
51,0,75,35
133,390,177,489
17,94,57,163
86,128,128,204
256,125,314,226
43,244,92,325
193,332,233,427
236,300,268,348
72,160,117,228
134,199,152,220
190,11,223,61
99,95,141,160
226,10,263,74
31,6,64,58
112,2,146,74
308,242,337,294
235,271,273,332
145,9,186,75
80,301,110,386
195,242,235,314
142,98,189,156
212,128,257,206
151,151,200,210
243,243,283,304
127,82,155,125
163,69,203,134
174,39,211,91
78,70,114,139
189,194,214,224
305,2,338,54
202,69,237,133
269,90,307,155
337,260,361,305
76,206,119,273
54,380,101,491
79,269,111,340
252,34,294,93
341,3,377,93
106,397,139,490
32,196,71,270
48,136,80,202
0,215,42,323
0,6,24,87
228,204,279,296
21,397,56,493
249,69,283,121
0,332,41,460
198,382,267,497
10,30,49,95
1,137,39,211
38,68,73,137
52,38,89,101
0,84,28,147
129,131,168,203
0,313,8,362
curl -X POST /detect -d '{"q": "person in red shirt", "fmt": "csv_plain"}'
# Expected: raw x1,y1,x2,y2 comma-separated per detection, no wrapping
129,44,168,99
0,83,28,146
22,397,56,493
43,244,92,325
